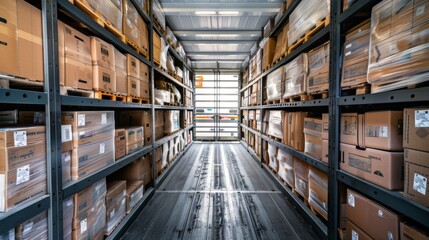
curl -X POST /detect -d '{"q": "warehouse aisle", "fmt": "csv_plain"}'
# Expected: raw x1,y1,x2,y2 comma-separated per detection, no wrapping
122,142,319,240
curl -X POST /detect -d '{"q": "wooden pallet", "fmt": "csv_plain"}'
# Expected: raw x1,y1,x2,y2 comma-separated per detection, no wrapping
104,215,126,237
342,84,371,96
310,205,328,221
0,76,44,91
268,135,282,143
294,190,309,206
282,93,311,102
263,66,270,73
126,38,144,54
167,39,176,49
141,97,150,104
140,48,149,60
167,69,175,77
127,96,143,104
60,86,94,97
308,90,329,99
164,129,181,136
104,20,126,43
266,99,281,105
288,18,329,54
277,175,296,193
94,91,127,102
174,75,183,82
153,17,166,34
154,59,161,67
272,52,287,66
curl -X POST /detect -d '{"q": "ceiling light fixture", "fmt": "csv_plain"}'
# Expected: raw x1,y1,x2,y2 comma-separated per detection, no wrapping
218,11,240,15
195,11,216,15
195,34,239,37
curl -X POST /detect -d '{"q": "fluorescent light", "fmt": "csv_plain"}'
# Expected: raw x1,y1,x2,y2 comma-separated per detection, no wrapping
196,34,239,37
218,11,240,15
195,11,216,15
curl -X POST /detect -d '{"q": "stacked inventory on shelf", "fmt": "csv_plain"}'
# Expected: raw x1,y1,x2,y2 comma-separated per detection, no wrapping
0,0,195,238
240,0,429,239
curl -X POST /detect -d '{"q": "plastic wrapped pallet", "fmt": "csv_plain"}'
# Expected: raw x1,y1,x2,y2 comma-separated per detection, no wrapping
288,0,330,46
273,24,289,62
262,38,277,71
63,197,74,240
267,110,283,139
266,66,284,101
166,27,178,47
307,42,330,94
277,149,294,187
97,0,122,32
0,126,47,212
294,157,309,199
161,142,168,169
153,30,161,65
309,166,328,220
160,38,169,69
125,127,144,154
283,112,307,151
264,19,274,38
123,0,140,45
105,181,126,235
152,0,166,31
341,20,370,88
268,143,278,172
283,53,308,98
368,0,429,93
16,211,48,240
304,117,323,160
115,49,128,95
126,181,144,213
167,54,175,73
164,111,180,134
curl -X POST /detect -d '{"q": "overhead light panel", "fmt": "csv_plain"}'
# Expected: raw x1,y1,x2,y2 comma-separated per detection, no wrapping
195,11,216,15
195,34,239,37
218,11,240,15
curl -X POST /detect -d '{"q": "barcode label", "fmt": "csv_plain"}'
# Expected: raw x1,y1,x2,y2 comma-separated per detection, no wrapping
101,113,107,125
102,73,111,83
100,143,105,154
78,114,86,126
63,152,71,162
413,173,427,195
14,131,27,147
23,222,33,235
16,165,30,185
101,45,109,56
347,193,355,207
80,219,87,234
61,125,72,143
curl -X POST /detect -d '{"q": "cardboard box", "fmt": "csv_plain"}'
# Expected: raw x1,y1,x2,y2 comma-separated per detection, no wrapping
364,111,403,151
153,30,161,64
340,113,358,146
73,178,106,218
294,157,309,199
404,108,429,152
118,111,152,145
72,196,106,240
322,139,329,164
115,129,126,160
63,197,74,240
90,37,115,70
126,54,139,78
115,49,127,95
0,110,18,125
404,148,429,207
340,143,404,190
307,42,330,94
309,166,328,220
346,189,400,240
304,118,323,160
291,112,307,151
322,113,329,140
346,219,372,240
58,21,92,90
140,79,149,99
400,222,429,240
110,156,152,187
93,65,116,93
0,0,18,77
0,126,46,148
262,38,276,70
18,111,45,125
128,76,140,97
17,0,44,81
126,180,144,213
277,149,294,188
105,181,126,235
16,211,48,240
122,0,140,46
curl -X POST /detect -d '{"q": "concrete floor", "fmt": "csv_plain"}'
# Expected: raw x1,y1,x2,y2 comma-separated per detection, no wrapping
122,142,320,240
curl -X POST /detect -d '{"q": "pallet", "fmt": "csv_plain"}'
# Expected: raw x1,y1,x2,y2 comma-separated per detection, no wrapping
174,75,183,82
127,96,144,104
310,205,328,221
0,76,44,91
104,20,126,43
268,135,282,143
104,215,126,237
288,18,329,54
294,190,309,206
141,97,150,104
154,59,161,67
140,48,149,60
308,90,329,99
153,17,166,34
277,174,295,192
282,93,311,102
60,86,94,97
342,84,371,96
94,91,127,102
263,66,270,73
167,39,176,49
167,69,175,77
272,52,287,66
266,99,281,105
126,38,144,54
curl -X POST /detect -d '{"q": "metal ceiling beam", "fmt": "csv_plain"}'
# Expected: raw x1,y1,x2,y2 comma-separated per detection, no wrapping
162,2,282,13
174,30,260,35
190,60,245,63
181,40,255,44
187,51,250,55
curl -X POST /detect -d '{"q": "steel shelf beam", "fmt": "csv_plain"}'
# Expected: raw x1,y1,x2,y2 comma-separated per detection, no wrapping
154,125,194,148
61,96,152,109
154,105,193,110
63,146,153,198
0,196,50,234
0,89,47,105
260,99,329,109
338,171,429,229
155,67,193,92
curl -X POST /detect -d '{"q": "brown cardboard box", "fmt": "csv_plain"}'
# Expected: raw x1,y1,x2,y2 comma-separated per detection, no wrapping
340,113,358,146
0,126,46,148
72,196,106,240
155,110,164,128
403,108,429,152
346,219,372,240
140,79,150,99
126,54,139,78
291,112,306,151
322,139,329,164
262,38,276,70
62,151,72,184
93,65,116,93
413,0,429,27
115,49,128,95
118,111,152,145
307,42,330,94
140,61,149,83
128,76,140,97
139,19,149,53
58,21,92,90
364,111,403,151
16,211,48,240
125,127,144,145
346,189,400,240
115,129,126,160
90,37,115,70
126,180,144,213
304,117,323,160
404,148,429,207
0,0,18,77
309,166,328,220
340,143,404,190
277,149,294,188
294,157,309,199
18,111,45,125
73,178,106,218
400,222,429,240
17,0,44,81
322,113,329,140
153,30,161,64
105,181,126,235
110,156,152,187
263,19,274,38
122,0,140,45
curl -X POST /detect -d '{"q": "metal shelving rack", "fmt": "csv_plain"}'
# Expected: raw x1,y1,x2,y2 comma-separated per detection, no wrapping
240,0,429,239
0,0,195,238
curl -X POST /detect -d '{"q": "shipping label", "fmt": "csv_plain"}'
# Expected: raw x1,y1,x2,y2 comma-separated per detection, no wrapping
63,152,71,162
349,153,371,173
366,126,388,137
16,165,30,185
352,230,359,240
101,113,107,125
100,143,105,154
61,125,72,143
80,219,87,234
415,110,429,127
413,172,427,195
347,193,355,207
78,114,86,127
14,131,27,147
23,222,33,235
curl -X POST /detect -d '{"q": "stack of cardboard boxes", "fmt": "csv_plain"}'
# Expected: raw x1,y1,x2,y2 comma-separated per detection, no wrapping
111,155,152,188
321,114,329,164
267,110,283,140
114,129,127,160
250,49,262,80
261,38,276,71
272,24,289,62
282,53,307,99
126,54,141,97
164,111,180,135
119,111,153,146
125,180,144,213
308,166,328,221
277,149,295,188
294,158,310,200
266,67,284,102
114,50,128,96
303,117,323,160
62,111,115,180
155,110,165,140
91,37,116,93
63,197,74,240
105,181,126,236
282,112,307,151
268,143,278,172
307,42,330,94
15,211,48,239
0,126,47,212
125,127,144,154
123,0,148,53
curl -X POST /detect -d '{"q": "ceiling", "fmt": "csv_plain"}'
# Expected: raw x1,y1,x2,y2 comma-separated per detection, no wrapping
159,0,283,70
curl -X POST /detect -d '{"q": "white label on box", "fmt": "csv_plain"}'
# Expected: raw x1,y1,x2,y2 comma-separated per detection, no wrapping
123,190,126,196
23,222,33,235
345,43,352,49
388,232,393,240
345,51,352,56
110,209,115,219
80,219,87,234
352,230,359,240
416,6,425,16
366,126,388,137
78,114,86,126
347,193,355,207
413,173,427,195
101,113,107,125
16,165,30,185
378,210,384,217
79,131,85,136
100,143,105,154
63,152,71,162
61,125,72,143
415,110,429,127
14,131,27,147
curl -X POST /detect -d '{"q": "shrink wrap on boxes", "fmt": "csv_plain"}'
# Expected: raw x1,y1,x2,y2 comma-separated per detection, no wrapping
16,211,48,240
307,42,330,94
283,53,308,98
105,181,126,235
277,149,294,187
304,117,323,160
97,0,122,32
126,181,144,213
115,50,128,95
273,24,289,62
268,143,278,172
152,0,166,31
63,197,74,240
266,66,284,101
267,111,283,139
164,111,180,134
262,38,276,70
166,27,178,47
309,167,328,220
294,158,309,199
